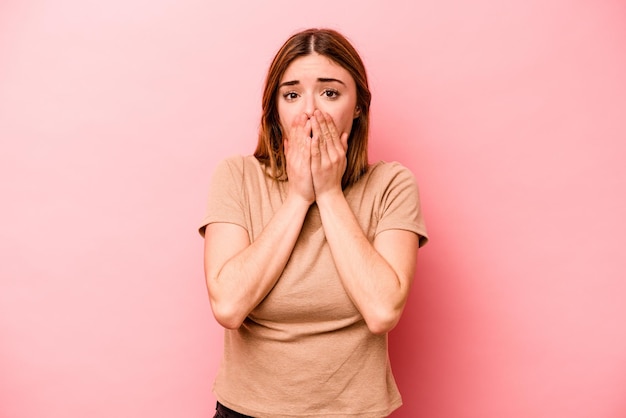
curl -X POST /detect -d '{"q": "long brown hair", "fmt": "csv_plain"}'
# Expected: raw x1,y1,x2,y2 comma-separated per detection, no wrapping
254,28,371,188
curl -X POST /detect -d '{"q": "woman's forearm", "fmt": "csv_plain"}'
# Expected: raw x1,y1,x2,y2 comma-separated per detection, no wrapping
315,191,418,334
205,194,311,329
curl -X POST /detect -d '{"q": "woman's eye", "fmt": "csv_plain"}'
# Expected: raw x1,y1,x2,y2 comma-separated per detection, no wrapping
283,92,299,100
322,89,340,99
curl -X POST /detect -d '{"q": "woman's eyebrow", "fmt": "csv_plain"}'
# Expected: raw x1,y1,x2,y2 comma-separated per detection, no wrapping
279,80,299,88
278,78,347,89
317,77,346,86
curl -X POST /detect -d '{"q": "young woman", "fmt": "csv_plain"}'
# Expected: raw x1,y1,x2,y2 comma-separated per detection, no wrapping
200,28,428,418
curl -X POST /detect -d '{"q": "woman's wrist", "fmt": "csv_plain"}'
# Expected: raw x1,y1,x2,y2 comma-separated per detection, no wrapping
284,191,315,211
314,187,345,208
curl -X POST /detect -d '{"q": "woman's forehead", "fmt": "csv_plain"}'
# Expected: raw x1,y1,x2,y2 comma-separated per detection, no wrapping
280,54,353,84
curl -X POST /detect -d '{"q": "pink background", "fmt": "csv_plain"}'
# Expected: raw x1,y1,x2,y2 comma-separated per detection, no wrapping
1,0,625,417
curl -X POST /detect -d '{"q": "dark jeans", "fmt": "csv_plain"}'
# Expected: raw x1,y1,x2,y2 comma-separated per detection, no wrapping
214,401,254,418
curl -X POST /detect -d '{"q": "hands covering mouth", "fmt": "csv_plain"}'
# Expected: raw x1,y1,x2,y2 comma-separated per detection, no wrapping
283,110,349,204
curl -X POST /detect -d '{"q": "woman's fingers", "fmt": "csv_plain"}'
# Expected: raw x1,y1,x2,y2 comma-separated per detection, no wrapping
290,114,311,163
310,113,325,159
319,111,343,152
286,114,311,159
292,113,307,141
284,113,315,203
309,111,347,198
312,110,330,146
340,132,349,152
287,110,348,199
313,110,348,156
314,110,348,158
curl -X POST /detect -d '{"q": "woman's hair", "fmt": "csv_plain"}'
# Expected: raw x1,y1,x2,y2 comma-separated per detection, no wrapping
254,28,371,188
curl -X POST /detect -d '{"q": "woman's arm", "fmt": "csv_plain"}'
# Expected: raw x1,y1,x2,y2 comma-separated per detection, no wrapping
204,195,311,329
315,194,419,334
204,113,315,329
310,110,420,334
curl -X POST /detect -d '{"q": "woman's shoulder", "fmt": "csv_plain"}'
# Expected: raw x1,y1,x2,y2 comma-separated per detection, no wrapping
364,160,416,183
213,155,265,176
368,160,409,171
216,154,261,169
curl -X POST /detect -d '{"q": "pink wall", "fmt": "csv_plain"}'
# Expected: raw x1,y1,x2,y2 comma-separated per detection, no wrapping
1,1,625,417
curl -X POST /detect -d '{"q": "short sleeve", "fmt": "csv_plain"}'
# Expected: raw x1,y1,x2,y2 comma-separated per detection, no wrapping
198,156,248,237
375,163,429,247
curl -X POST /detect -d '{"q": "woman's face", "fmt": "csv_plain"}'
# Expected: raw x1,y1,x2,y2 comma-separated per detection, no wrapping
277,53,359,140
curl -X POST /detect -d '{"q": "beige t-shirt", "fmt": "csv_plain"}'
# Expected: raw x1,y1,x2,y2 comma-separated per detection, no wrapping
200,155,428,418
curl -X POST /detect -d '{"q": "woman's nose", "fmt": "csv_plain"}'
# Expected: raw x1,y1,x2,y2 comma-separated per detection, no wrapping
304,95,316,118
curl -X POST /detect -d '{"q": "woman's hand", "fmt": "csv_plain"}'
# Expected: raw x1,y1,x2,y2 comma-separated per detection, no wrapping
284,113,315,205
310,110,349,200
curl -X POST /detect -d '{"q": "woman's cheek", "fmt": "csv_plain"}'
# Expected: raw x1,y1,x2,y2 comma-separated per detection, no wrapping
278,113,292,134
334,113,353,137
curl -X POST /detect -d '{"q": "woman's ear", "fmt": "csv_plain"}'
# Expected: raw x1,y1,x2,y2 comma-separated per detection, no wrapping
353,105,361,119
